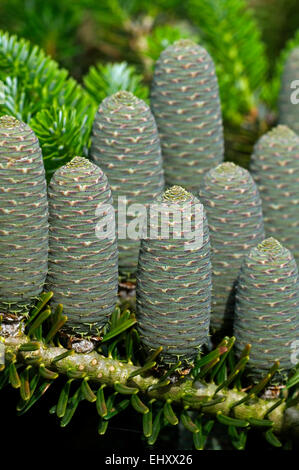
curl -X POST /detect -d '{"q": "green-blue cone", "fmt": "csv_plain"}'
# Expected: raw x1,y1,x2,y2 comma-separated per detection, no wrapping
90,91,165,274
136,185,212,365
0,115,48,316
199,162,265,333
234,238,299,383
250,125,299,265
151,39,224,191
46,156,118,337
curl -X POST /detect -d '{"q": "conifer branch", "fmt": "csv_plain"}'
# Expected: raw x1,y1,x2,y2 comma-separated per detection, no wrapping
2,333,298,438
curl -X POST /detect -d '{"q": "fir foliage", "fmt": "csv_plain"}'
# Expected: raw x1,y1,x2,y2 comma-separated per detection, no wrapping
0,0,82,66
1,293,298,450
30,104,93,180
0,31,95,178
0,31,157,180
84,62,149,105
187,0,268,124
145,24,198,63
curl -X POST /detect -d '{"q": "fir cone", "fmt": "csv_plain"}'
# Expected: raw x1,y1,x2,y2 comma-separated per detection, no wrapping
199,162,265,333
0,115,48,316
90,91,165,274
151,39,224,192
234,238,299,383
46,156,118,337
136,186,211,365
250,125,299,265
278,47,299,134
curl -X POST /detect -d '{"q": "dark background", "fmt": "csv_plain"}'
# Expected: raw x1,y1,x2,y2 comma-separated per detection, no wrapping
0,383,287,451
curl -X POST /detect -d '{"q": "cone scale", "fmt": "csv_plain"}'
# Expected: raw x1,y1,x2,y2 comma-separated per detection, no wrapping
199,162,265,333
46,157,118,337
0,115,48,316
90,91,165,274
136,186,211,365
151,39,224,191
234,238,299,383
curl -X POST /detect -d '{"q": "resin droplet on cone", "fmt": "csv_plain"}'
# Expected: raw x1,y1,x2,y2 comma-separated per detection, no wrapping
136,186,212,365
234,238,299,383
46,156,118,337
199,162,265,333
278,47,299,134
250,125,299,265
151,39,224,191
0,115,48,316
90,91,165,274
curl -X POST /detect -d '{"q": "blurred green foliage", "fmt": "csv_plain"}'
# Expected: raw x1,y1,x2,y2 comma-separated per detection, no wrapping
0,0,298,175
145,24,199,63
0,31,94,178
1,0,298,120
0,0,82,68
249,0,299,71
84,62,149,104
187,0,267,124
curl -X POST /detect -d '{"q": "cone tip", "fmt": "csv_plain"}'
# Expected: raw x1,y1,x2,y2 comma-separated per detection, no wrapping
214,162,239,173
66,156,93,169
257,237,283,254
162,185,192,202
112,90,137,105
173,39,197,48
268,125,297,140
0,115,22,129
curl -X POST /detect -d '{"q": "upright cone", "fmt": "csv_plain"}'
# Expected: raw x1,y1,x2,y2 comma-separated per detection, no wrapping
136,186,211,365
278,47,299,134
46,157,118,336
199,162,265,333
151,39,224,191
0,115,48,316
234,238,299,383
250,125,299,265
90,91,164,274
